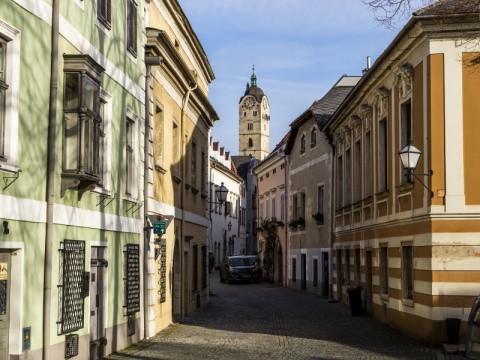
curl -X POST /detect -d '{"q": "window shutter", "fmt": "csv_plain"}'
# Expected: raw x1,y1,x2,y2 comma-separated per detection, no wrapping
127,0,137,56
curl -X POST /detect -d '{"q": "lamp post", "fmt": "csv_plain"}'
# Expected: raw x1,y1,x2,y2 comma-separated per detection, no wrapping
398,138,433,197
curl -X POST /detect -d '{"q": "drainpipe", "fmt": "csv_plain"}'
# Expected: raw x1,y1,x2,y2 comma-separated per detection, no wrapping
143,55,163,339
327,133,335,300
283,153,288,287
44,0,59,357
180,83,197,318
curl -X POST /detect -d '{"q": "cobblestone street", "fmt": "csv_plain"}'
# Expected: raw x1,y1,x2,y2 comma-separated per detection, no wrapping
107,273,465,360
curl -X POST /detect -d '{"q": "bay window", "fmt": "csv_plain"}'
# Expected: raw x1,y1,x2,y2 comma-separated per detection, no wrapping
61,54,105,198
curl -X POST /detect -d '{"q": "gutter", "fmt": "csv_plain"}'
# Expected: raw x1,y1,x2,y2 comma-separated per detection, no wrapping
44,0,59,357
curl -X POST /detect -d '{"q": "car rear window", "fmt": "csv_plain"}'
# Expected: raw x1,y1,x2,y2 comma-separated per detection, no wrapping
229,257,252,267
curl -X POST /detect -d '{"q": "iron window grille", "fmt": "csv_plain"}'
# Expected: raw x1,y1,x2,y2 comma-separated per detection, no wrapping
0,280,6,315
313,259,318,287
65,334,79,359
123,244,140,315
158,244,166,303
192,244,198,291
201,246,207,289
57,240,86,335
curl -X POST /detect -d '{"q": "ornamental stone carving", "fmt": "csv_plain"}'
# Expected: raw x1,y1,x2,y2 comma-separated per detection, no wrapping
395,63,413,99
375,87,389,119
350,115,362,140
360,104,373,131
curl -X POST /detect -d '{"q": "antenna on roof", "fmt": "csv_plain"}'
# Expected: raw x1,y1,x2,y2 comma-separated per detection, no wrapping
362,56,371,75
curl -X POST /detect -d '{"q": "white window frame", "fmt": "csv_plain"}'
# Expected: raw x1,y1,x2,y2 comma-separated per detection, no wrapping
93,90,112,195
0,20,20,173
124,108,138,201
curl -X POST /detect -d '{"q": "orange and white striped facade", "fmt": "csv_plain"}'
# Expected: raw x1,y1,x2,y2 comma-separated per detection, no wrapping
325,8,480,343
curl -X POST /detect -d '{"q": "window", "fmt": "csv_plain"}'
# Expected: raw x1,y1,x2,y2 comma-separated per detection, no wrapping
126,0,137,57
57,240,86,334
259,202,263,221
317,186,324,215
248,138,253,147
154,105,164,169
280,194,285,222
344,248,351,285
337,156,343,208
95,90,112,192
191,140,197,186
172,121,179,178
273,168,276,174
380,245,389,295
97,0,111,29
400,101,412,184
281,163,285,170
62,55,105,198
313,258,318,287
266,199,270,219
301,192,306,219
243,111,246,117
125,112,135,196
365,132,372,197
292,195,298,220
0,37,7,161
300,134,306,154
0,23,20,171
345,149,351,206
248,123,253,130
311,128,317,148
379,119,388,192
354,141,361,202
253,111,258,116
402,245,414,300
158,244,166,303
292,257,297,281
201,150,206,194
272,197,276,221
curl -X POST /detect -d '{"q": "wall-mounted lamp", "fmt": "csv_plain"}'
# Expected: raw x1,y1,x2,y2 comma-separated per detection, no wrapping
3,221,9,235
227,221,232,232
398,138,433,197
209,182,229,212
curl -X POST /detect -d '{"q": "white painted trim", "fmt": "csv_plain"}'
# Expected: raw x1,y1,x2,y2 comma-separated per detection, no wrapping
0,19,21,170
0,242,24,355
13,0,144,103
0,195,46,223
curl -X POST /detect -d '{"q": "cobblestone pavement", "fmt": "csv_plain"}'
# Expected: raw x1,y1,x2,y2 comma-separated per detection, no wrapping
107,273,466,360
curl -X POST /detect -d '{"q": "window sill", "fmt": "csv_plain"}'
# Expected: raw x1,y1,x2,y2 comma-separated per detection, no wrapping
380,293,389,301
396,183,413,193
0,162,21,174
155,165,167,174
191,187,199,195
92,186,111,197
201,193,208,200
402,298,414,307
61,172,99,199
375,190,389,200
122,194,138,204
172,175,181,184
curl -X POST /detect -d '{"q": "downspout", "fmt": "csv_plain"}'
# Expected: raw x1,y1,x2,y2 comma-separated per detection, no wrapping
283,153,288,287
327,133,335,301
44,0,59,357
143,55,163,339
180,83,197,318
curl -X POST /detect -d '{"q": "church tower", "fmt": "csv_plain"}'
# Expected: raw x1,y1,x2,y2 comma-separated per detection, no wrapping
238,67,270,160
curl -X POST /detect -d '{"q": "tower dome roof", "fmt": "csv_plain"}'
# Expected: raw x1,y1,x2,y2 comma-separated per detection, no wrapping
240,66,266,103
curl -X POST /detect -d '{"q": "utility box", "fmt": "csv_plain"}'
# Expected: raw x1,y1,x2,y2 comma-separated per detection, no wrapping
466,295,480,359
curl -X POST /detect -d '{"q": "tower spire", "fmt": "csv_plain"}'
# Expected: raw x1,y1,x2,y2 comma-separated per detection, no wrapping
251,64,257,86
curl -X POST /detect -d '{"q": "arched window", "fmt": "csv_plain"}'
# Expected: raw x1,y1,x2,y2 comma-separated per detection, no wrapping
248,138,253,147
300,134,306,154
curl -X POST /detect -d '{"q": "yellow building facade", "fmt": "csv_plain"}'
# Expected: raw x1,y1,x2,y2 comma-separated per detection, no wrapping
325,2,480,343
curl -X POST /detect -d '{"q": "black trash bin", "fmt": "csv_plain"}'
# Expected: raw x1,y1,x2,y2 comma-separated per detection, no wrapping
347,287,364,316
445,318,461,344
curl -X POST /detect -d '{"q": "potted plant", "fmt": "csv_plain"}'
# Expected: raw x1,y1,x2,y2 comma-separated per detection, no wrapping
288,219,298,230
297,217,305,229
312,212,324,224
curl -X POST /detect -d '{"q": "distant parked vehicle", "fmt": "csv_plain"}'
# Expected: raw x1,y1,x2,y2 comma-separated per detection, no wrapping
220,255,259,284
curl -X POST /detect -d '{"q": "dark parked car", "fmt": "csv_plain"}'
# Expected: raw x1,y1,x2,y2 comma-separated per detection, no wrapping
220,255,259,283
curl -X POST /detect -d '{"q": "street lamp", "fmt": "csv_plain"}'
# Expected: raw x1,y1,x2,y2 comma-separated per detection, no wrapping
398,138,433,197
210,182,229,212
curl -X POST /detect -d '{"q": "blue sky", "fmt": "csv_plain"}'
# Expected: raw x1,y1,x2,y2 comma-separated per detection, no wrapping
178,0,410,154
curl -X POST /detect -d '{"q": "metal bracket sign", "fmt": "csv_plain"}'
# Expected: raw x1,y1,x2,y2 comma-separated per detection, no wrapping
153,221,167,235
